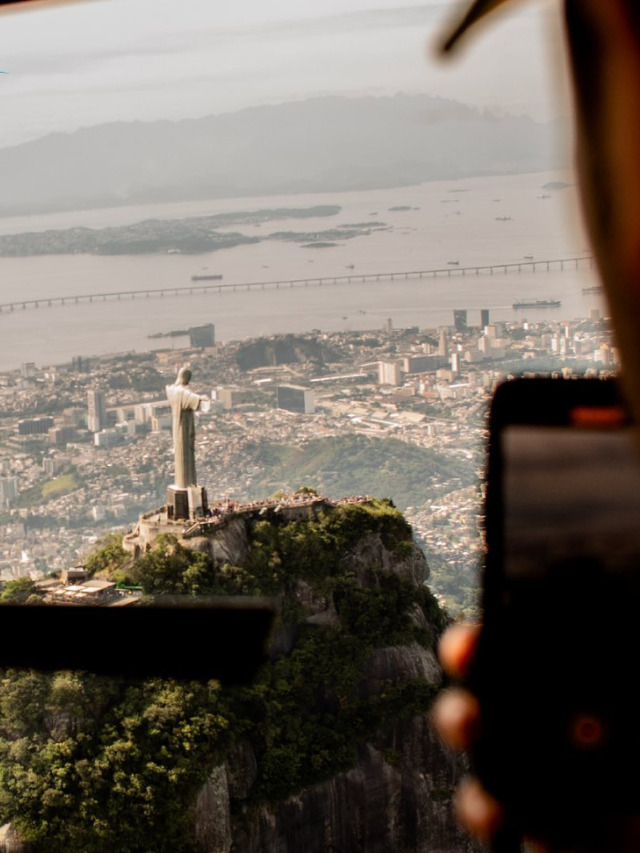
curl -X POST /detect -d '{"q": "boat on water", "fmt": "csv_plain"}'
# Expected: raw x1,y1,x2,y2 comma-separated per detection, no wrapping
191,274,223,282
447,260,460,265
513,298,562,309
582,285,603,294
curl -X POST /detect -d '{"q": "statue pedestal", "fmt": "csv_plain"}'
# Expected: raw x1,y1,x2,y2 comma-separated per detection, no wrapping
166,485,208,521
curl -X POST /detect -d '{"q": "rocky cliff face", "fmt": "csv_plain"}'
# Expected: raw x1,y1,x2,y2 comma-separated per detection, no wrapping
0,499,476,853
0,825,32,853
195,698,475,853
234,335,340,371
187,502,478,853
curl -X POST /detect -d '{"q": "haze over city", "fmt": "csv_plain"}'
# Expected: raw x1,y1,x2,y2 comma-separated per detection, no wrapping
0,0,566,149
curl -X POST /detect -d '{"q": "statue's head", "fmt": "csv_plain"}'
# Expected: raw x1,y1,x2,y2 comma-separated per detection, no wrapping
176,367,191,385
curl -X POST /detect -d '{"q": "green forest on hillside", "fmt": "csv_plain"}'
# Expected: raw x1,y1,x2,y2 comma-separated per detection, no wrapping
243,434,475,510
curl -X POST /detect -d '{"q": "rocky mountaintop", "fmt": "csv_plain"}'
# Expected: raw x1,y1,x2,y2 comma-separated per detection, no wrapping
0,498,477,852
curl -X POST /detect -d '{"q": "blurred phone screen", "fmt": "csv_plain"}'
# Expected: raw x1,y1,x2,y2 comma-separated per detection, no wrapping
503,425,640,580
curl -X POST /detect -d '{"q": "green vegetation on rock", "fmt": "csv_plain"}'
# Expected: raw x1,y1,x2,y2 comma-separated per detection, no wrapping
0,501,445,852
246,434,475,510
0,578,44,605
84,533,129,579
0,673,230,852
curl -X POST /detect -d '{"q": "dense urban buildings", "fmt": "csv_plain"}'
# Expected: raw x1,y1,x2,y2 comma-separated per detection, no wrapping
0,310,616,613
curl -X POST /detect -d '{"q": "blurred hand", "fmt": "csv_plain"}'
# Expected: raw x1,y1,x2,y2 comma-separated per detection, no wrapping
431,623,513,844
431,624,640,853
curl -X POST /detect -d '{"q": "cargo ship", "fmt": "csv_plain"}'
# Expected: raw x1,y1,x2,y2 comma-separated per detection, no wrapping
513,298,561,309
191,274,223,282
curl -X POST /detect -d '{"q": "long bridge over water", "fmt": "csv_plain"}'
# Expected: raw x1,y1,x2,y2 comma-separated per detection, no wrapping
0,255,594,314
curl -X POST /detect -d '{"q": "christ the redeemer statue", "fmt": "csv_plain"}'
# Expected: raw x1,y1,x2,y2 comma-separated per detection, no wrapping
165,367,210,519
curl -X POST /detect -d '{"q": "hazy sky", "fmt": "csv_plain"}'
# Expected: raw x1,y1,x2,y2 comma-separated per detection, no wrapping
0,0,567,149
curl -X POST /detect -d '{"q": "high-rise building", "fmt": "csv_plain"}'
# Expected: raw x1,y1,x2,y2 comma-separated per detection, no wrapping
377,361,402,386
401,354,448,373
94,429,122,448
87,389,107,433
49,426,77,447
71,356,90,373
189,324,215,348
481,308,490,328
135,402,171,423
276,384,315,414
453,309,468,332
215,386,251,410
438,329,449,357
478,336,493,356
0,477,18,508
18,417,54,436
43,458,62,477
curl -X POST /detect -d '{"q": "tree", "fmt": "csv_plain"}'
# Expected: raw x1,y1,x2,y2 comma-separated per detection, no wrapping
0,578,42,604
84,534,128,578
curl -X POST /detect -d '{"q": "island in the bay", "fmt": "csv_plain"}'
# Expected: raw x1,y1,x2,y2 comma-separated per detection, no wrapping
0,205,386,257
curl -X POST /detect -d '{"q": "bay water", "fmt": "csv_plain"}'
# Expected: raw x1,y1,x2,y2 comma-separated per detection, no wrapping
0,170,604,372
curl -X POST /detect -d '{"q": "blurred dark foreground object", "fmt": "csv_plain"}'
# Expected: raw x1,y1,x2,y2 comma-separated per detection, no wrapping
0,0,69,6
0,597,276,683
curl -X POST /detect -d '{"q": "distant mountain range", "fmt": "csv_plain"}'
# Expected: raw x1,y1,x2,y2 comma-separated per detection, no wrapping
0,94,567,216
